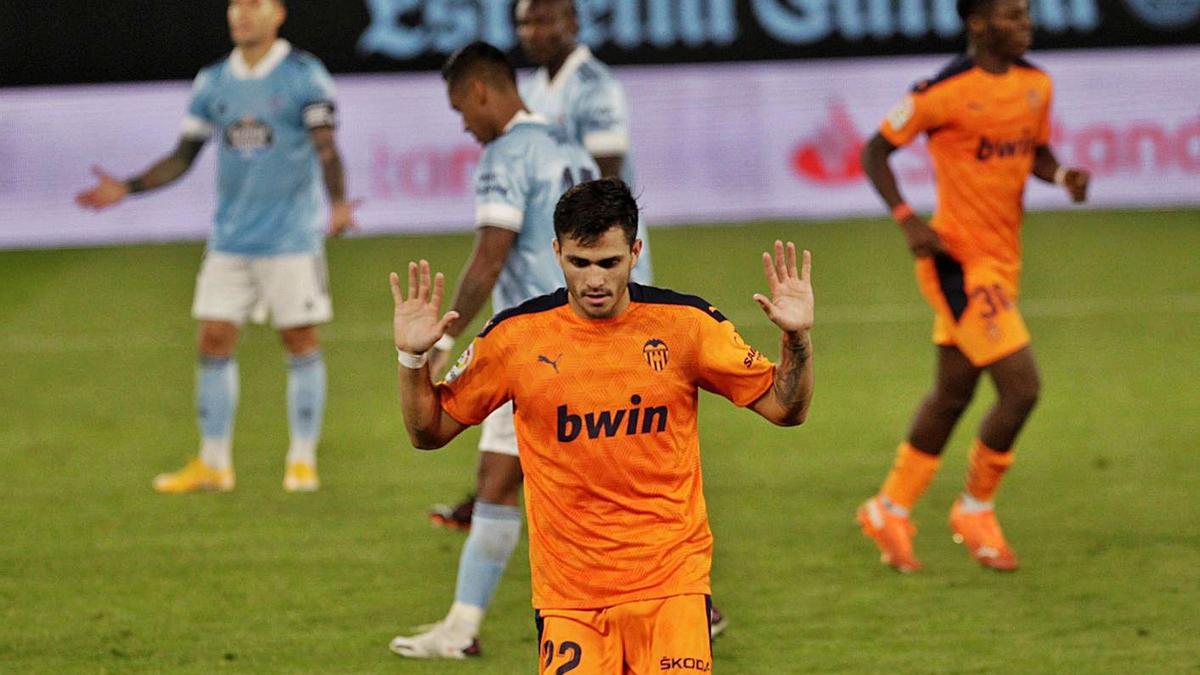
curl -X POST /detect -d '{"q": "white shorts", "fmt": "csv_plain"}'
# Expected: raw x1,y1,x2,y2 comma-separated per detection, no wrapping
479,401,517,456
192,251,332,330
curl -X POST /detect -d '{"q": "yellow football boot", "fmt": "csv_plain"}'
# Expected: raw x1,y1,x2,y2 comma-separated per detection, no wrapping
152,457,234,494
283,461,319,493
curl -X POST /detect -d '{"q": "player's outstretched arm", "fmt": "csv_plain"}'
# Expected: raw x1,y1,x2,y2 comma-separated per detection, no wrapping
428,226,518,376
749,241,814,427
310,126,361,236
1033,144,1090,203
390,261,468,450
75,138,205,210
860,133,943,257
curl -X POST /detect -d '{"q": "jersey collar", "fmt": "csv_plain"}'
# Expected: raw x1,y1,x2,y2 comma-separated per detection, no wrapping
545,45,592,91
229,39,291,80
502,110,549,134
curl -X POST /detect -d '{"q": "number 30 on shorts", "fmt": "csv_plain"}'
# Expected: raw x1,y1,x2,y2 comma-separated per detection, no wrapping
542,640,582,674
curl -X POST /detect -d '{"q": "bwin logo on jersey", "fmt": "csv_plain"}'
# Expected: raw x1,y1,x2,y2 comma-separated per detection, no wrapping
225,116,274,158
557,395,668,442
643,339,669,371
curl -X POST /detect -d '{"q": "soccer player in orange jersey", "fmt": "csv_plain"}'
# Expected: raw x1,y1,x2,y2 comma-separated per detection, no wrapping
389,178,814,673
856,0,1090,573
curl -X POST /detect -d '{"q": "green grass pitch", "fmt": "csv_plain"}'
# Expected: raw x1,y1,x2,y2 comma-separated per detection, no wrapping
1,209,1198,673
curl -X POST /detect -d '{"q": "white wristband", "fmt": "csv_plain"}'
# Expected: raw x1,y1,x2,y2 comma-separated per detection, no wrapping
1053,166,1069,186
433,334,456,352
396,347,429,369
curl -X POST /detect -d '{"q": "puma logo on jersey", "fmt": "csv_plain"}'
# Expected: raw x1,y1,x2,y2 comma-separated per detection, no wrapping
538,353,562,373
557,394,668,442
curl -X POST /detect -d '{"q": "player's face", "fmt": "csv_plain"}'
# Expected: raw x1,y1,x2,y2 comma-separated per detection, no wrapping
227,0,284,47
981,0,1033,59
448,80,498,145
555,226,642,319
516,0,578,67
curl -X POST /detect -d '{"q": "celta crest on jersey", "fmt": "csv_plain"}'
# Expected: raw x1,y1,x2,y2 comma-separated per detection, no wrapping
225,116,274,158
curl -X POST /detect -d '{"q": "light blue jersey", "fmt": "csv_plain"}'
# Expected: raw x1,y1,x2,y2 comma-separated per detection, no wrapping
519,45,651,283
473,112,599,313
183,40,335,256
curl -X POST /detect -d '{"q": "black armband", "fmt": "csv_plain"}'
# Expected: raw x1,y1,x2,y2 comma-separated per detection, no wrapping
125,176,147,194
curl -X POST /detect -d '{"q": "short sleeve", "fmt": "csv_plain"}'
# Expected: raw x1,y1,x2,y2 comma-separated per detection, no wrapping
438,333,513,426
299,60,338,130
1036,79,1054,145
695,316,776,407
473,146,527,232
181,70,215,141
575,82,629,156
879,86,944,147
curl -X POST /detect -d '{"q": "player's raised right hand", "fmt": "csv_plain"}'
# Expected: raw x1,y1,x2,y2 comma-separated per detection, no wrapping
389,260,460,355
899,216,944,258
75,166,129,210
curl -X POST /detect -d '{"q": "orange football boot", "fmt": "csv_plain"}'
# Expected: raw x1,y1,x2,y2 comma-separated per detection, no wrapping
857,496,922,573
949,497,1019,571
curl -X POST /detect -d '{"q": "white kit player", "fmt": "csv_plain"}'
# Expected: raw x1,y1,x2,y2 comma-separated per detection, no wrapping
388,42,601,659
75,0,357,493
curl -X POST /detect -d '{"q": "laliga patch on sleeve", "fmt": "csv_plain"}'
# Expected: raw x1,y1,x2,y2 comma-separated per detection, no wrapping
443,342,474,384
886,95,915,130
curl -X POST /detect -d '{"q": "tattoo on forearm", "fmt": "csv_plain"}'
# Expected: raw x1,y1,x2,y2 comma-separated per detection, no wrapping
785,335,809,364
134,139,204,192
773,336,809,408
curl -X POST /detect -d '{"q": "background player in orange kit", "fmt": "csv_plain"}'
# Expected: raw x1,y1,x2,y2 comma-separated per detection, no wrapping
856,0,1090,572
388,178,815,673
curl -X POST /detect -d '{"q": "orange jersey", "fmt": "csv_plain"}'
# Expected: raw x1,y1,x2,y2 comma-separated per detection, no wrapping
880,56,1053,282
438,284,776,609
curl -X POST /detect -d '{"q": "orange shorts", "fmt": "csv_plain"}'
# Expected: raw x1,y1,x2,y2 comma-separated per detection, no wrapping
915,254,1030,367
536,594,713,674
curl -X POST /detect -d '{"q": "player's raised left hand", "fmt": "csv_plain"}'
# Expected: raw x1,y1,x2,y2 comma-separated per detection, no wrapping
1063,168,1090,203
389,260,460,355
753,241,814,336
329,198,363,237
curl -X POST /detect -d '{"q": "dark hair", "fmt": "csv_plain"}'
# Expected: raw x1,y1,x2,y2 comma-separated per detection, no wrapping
554,178,639,246
523,0,577,19
441,41,516,89
956,0,997,21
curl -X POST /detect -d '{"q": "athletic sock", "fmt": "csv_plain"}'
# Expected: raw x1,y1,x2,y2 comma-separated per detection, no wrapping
286,350,326,466
451,501,522,630
957,492,994,514
443,602,485,642
879,441,942,513
964,438,1014,503
197,355,238,471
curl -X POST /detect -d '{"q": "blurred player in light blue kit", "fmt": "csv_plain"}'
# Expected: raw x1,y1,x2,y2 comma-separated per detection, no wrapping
75,0,356,493
515,0,651,279
429,1,657,533
389,41,612,659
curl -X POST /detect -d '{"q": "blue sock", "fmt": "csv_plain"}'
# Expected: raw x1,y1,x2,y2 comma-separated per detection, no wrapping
286,350,326,465
197,355,238,470
453,501,522,609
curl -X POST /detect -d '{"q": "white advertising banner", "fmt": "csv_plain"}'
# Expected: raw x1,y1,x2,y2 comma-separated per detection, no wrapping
1,47,1196,249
